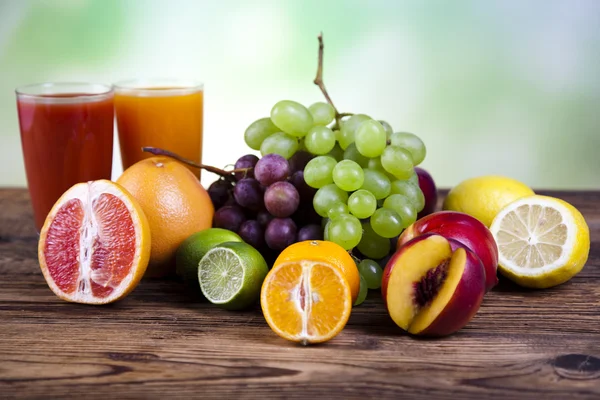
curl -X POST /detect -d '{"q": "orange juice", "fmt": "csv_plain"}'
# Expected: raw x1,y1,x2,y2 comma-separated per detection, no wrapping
115,81,203,177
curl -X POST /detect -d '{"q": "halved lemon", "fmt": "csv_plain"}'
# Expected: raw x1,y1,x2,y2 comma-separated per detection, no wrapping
489,195,589,288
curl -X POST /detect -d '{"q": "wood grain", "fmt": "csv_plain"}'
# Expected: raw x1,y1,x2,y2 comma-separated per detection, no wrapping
0,189,599,399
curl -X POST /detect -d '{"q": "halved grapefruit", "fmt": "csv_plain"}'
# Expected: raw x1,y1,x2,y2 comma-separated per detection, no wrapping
38,180,151,304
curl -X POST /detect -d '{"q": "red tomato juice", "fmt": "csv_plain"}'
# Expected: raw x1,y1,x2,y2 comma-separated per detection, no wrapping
17,92,114,231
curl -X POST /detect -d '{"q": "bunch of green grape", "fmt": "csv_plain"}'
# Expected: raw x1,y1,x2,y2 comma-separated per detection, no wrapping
244,99,427,302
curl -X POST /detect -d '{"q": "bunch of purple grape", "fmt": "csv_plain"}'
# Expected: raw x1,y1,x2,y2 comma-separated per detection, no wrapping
208,152,322,258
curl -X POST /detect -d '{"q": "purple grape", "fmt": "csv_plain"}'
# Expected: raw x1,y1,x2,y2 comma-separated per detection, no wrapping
207,179,232,209
223,196,237,207
257,210,274,227
254,154,290,186
233,178,263,211
289,170,316,202
265,218,297,250
297,224,323,242
288,151,313,173
234,154,259,181
264,181,300,218
213,206,246,232
292,204,321,227
238,220,265,249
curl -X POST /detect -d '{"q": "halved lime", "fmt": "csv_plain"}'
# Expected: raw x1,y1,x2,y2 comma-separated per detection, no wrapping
176,228,243,288
199,241,268,310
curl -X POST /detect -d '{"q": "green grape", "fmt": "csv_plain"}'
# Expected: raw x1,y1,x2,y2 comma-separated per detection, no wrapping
338,114,371,149
327,143,344,161
367,157,383,171
244,117,280,150
332,160,364,192
297,138,308,152
358,259,383,290
313,183,349,217
308,102,335,126
343,143,369,167
327,214,362,250
370,208,403,238
357,222,390,259
260,132,299,159
355,120,387,157
321,217,330,229
407,171,419,185
390,180,425,212
381,145,414,180
347,189,377,219
270,100,313,137
327,202,349,219
378,120,394,139
303,156,336,188
383,194,417,228
360,168,391,200
354,275,368,306
390,132,426,165
323,219,331,241
304,126,336,155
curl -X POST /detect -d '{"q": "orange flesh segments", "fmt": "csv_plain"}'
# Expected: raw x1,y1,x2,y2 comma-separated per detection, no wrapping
261,260,352,344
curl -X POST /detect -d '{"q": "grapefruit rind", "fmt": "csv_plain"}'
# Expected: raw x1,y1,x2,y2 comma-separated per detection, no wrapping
38,180,150,304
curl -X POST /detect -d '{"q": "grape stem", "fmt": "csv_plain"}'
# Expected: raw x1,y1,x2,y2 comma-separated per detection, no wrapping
313,33,352,125
142,146,251,180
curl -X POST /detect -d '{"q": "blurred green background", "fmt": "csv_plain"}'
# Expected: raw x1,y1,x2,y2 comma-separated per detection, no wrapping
1,0,599,189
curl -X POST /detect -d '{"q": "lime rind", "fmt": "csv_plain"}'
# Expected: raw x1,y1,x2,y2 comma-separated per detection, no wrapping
199,247,245,304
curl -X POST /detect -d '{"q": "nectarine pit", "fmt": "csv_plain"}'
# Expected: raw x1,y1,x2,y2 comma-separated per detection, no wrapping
413,259,449,308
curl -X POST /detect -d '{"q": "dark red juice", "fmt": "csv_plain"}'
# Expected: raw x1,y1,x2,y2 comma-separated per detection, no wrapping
17,91,114,231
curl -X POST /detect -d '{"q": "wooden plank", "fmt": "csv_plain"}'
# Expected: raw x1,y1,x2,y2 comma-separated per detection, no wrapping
0,189,599,399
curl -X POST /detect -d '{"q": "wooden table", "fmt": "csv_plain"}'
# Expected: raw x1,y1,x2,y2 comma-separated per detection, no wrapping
1,188,599,399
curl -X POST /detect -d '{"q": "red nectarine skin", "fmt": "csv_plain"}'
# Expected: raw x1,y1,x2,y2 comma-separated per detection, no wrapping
398,211,499,291
415,167,438,219
418,247,486,336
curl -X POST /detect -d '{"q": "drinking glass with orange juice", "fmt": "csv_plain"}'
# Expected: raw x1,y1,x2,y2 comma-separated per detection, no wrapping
114,79,204,177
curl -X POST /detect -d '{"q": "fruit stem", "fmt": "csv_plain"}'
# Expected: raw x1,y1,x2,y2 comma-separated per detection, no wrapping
313,33,352,125
142,147,251,180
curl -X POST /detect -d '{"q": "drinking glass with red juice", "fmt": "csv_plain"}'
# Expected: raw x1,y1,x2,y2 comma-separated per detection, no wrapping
16,83,114,232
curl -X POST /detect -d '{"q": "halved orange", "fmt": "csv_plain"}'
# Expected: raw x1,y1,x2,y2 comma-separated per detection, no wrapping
261,241,353,344
38,180,151,304
273,240,360,303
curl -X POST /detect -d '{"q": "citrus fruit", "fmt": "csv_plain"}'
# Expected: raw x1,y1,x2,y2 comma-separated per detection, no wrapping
176,228,243,287
489,195,590,288
38,180,151,304
198,241,268,310
261,256,352,344
117,156,214,277
273,240,360,302
443,175,534,227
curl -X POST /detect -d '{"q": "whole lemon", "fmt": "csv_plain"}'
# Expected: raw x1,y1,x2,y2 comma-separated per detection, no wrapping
443,175,534,227
117,157,214,277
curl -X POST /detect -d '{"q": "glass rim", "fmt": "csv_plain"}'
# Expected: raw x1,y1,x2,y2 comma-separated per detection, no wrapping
15,82,113,104
113,78,204,97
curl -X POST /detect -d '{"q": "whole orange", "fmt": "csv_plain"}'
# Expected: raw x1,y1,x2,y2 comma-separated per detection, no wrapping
117,156,214,277
274,240,360,303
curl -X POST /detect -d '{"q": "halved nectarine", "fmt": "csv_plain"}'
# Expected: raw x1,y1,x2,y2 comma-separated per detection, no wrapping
382,233,486,336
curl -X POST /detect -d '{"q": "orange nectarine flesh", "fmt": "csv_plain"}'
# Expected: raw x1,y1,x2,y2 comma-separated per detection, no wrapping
387,235,452,330
409,248,467,334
